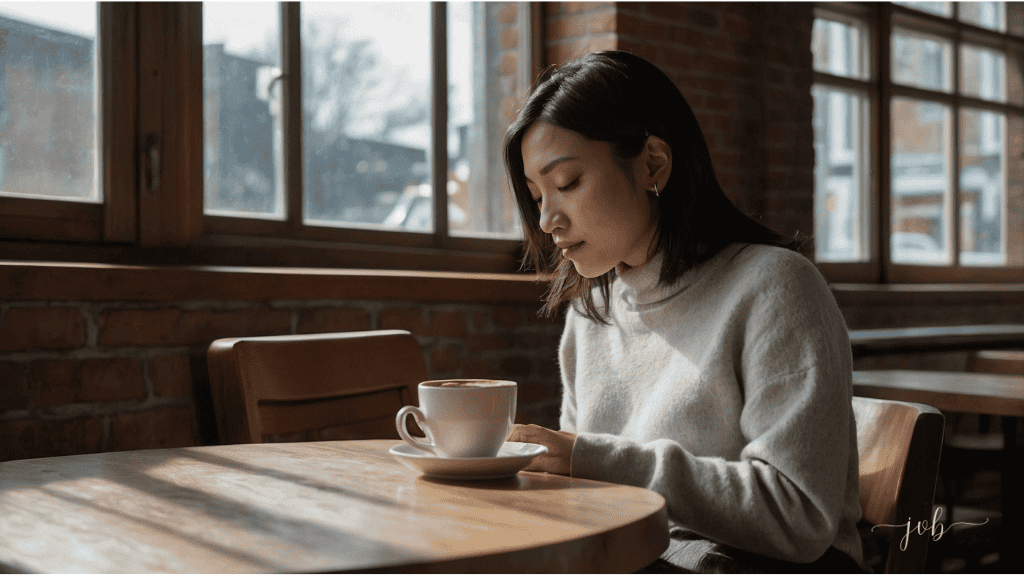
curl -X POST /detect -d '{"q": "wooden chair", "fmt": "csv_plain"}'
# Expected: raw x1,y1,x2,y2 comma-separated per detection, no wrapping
207,330,429,444
854,396,944,574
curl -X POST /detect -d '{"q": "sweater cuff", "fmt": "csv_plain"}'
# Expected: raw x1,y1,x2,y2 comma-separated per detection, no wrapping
570,431,630,482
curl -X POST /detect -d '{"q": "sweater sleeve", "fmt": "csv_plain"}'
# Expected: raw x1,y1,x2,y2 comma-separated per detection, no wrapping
569,256,854,564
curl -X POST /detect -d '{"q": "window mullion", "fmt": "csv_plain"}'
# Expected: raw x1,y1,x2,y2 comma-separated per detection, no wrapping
432,2,449,246
282,2,302,232
951,16,962,267
879,2,893,282
100,2,138,243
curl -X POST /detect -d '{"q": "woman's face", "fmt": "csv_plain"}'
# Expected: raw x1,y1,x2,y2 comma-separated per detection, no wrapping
521,121,659,278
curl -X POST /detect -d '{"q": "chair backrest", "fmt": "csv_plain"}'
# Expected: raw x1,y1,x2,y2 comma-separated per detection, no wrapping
853,396,944,574
207,330,429,444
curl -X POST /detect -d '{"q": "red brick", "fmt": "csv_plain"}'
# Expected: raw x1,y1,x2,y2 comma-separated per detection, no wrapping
429,345,462,375
517,377,561,404
586,34,617,52
563,2,607,15
465,334,514,353
646,2,687,23
0,362,30,411
523,307,561,325
0,417,104,461
498,3,517,24
108,407,194,452
33,358,144,406
500,53,517,77
459,359,502,380
500,26,518,50
546,43,575,66
515,332,561,351
588,8,617,34
99,307,291,346
0,307,86,351
151,354,191,397
618,13,669,42
296,308,370,334
499,356,533,378
721,13,753,38
492,306,524,329
427,309,467,337
687,5,721,31
472,311,489,332
378,307,428,335
671,28,706,50
546,15,586,41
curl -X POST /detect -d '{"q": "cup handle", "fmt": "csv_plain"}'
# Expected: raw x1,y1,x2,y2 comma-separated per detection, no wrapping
396,406,437,455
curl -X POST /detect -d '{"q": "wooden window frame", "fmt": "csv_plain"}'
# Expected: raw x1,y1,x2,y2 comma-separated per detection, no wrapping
814,1,1024,284
199,2,540,273
0,2,543,275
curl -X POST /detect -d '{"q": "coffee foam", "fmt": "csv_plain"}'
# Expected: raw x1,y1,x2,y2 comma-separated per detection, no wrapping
422,379,513,388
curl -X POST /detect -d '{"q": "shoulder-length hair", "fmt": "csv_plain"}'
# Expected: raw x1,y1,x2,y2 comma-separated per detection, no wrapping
503,50,801,324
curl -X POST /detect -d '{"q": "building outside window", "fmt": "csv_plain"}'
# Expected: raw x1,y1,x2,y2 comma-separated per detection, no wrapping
811,2,1024,282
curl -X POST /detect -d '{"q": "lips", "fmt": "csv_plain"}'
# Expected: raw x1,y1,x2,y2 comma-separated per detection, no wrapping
558,241,583,257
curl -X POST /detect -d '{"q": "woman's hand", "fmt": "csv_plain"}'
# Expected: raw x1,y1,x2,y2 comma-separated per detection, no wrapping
507,424,577,475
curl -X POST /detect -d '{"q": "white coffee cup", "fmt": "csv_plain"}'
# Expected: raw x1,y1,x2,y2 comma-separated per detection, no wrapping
396,379,517,458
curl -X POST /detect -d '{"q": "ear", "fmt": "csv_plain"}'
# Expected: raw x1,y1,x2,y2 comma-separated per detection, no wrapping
642,136,672,194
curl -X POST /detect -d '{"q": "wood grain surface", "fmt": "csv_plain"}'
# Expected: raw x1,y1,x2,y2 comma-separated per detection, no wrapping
848,324,1024,359
853,370,1024,417
0,440,668,573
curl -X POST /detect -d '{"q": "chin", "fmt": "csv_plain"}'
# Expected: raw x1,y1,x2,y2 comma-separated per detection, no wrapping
571,259,614,279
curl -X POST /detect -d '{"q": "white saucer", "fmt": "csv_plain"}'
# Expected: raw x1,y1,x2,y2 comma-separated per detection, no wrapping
388,441,548,480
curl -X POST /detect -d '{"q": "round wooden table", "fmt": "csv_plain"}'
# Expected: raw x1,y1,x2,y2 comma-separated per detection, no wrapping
0,439,669,573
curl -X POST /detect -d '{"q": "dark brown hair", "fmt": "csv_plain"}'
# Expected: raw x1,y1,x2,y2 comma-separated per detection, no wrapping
503,51,800,324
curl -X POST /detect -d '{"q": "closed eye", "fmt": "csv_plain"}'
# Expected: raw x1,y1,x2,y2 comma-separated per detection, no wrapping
557,177,579,193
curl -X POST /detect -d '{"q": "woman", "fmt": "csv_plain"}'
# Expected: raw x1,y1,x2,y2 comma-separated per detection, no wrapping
504,51,864,573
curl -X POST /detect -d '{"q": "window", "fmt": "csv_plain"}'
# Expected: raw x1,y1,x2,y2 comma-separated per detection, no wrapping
200,3,533,265
812,2,1024,282
0,3,135,243
0,2,536,274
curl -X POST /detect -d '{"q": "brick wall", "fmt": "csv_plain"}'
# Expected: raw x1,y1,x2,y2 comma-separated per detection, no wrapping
0,294,564,461
543,1,817,248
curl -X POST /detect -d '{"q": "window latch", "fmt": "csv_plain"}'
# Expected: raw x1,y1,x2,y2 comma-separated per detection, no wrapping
143,134,161,195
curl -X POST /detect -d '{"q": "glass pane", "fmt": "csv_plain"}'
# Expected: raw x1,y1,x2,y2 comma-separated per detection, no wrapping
893,2,953,17
961,44,1006,103
892,29,953,92
959,109,1006,266
812,86,870,263
0,3,99,202
302,3,431,230
812,18,869,80
891,97,952,265
958,1,1005,32
447,2,523,239
203,2,283,218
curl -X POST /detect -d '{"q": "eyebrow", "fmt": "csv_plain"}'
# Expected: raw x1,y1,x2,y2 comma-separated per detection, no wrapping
525,155,578,183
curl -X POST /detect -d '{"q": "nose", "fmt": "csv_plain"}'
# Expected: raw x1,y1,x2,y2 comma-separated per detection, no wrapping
538,198,562,235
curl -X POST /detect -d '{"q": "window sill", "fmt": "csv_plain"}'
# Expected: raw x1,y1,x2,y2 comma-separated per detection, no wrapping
0,260,548,303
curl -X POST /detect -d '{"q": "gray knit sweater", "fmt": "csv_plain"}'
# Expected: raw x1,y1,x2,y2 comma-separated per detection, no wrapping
559,243,864,567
